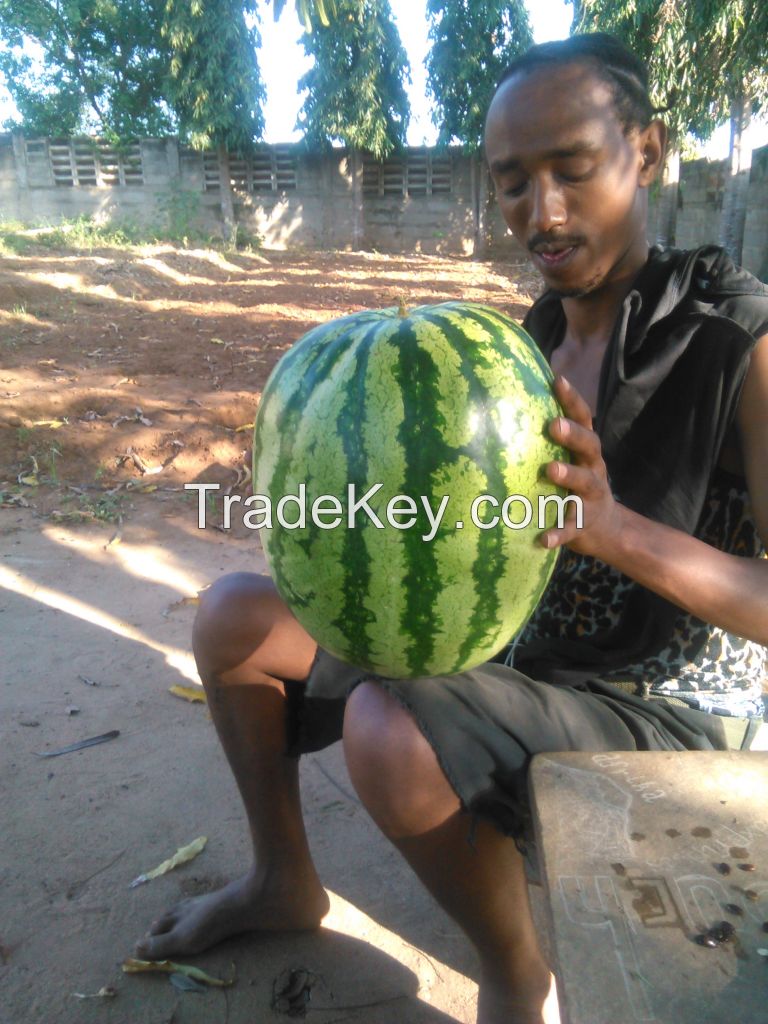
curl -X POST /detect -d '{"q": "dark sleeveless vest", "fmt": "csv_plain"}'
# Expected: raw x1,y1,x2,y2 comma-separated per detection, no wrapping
514,245,768,702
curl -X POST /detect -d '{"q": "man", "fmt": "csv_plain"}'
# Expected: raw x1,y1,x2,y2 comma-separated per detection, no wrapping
137,34,768,1024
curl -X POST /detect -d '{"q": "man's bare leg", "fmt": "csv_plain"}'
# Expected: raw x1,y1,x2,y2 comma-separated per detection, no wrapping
343,682,558,1024
136,572,328,958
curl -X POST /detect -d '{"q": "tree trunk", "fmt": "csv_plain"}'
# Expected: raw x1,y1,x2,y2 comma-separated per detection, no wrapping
470,153,479,255
655,146,680,248
217,141,236,246
351,147,363,250
470,152,488,258
719,90,752,265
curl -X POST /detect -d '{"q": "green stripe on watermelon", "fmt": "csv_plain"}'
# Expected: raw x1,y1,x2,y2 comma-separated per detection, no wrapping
420,308,519,670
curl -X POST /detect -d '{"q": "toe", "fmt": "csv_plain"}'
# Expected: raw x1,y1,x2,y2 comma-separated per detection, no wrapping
135,932,176,960
148,912,178,936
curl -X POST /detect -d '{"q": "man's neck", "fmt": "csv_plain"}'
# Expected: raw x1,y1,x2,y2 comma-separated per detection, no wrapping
560,242,649,348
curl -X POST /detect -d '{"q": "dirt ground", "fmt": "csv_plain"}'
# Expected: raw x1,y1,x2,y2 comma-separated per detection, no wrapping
0,245,540,527
1,245,553,1024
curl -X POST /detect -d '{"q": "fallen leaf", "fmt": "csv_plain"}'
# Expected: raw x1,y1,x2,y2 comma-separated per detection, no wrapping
129,836,207,888
1,492,30,508
120,448,163,475
31,418,67,429
34,730,120,758
49,509,95,523
72,986,116,1000
169,684,207,704
234,422,254,432
104,519,123,550
122,958,234,987
170,973,206,993
162,595,200,618
272,967,316,1015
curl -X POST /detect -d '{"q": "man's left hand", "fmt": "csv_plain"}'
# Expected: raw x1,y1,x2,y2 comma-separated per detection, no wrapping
539,374,625,556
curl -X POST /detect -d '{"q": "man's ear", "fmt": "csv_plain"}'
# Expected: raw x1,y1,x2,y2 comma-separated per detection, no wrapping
638,118,667,186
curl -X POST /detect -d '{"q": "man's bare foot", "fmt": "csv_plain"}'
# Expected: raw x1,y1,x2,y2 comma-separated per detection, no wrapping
135,869,330,959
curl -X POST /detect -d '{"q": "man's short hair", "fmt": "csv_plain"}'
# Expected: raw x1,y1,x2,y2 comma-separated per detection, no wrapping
496,32,657,133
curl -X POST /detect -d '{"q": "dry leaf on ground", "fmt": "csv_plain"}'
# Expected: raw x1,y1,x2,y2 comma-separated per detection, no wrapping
169,684,207,704
122,958,234,987
129,835,207,888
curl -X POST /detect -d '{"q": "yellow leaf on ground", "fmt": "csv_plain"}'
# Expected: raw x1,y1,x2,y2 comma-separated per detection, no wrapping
234,422,254,432
162,595,200,617
72,986,116,999
129,836,207,888
169,684,207,703
122,958,234,987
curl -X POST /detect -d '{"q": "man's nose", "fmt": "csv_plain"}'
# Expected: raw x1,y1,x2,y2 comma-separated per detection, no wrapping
530,177,566,234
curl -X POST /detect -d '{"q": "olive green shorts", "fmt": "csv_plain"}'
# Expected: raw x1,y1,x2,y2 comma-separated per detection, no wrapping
284,647,761,841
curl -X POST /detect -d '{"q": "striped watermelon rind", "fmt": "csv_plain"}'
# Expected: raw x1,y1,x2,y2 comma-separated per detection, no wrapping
253,301,567,678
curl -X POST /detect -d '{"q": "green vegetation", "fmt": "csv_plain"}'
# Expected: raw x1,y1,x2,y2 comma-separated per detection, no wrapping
0,0,175,140
0,213,259,254
426,0,533,150
70,490,126,523
163,0,266,240
577,0,768,260
297,0,410,159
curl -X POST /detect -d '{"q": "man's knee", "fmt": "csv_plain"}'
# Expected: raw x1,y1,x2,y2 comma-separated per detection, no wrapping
343,682,460,837
193,572,275,677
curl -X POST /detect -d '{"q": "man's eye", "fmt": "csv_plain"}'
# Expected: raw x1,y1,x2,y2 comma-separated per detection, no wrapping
559,168,594,184
503,182,527,197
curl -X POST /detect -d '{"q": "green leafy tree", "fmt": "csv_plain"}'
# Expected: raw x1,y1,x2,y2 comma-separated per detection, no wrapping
162,0,266,241
296,0,409,157
425,0,532,150
425,0,532,254
272,0,339,31
576,0,716,247
296,0,409,248
577,0,768,261
0,0,174,138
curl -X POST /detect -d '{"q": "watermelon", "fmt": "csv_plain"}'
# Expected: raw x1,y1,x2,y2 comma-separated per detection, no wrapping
252,301,567,679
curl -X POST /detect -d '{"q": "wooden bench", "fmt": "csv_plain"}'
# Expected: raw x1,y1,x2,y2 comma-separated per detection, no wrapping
528,750,768,1024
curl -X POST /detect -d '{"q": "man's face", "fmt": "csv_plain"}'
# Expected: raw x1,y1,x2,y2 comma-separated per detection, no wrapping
485,62,658,297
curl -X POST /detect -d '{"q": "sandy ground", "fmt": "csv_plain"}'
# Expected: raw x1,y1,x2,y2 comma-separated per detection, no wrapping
0,246,550,1024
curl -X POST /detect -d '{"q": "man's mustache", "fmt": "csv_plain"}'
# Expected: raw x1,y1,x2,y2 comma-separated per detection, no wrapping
527,233,586,252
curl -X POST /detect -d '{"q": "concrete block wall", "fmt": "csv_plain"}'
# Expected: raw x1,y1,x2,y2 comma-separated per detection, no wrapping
743,145,768,280
235,150,359,250
0,134,484,254
644,146,768,279
0,132,765,277
673,157,725,252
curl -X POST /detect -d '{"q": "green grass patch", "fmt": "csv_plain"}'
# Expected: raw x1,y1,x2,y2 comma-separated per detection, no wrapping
0,209,261,254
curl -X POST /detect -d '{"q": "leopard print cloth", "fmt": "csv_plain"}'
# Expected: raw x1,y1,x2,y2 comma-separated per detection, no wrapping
517,468,766,718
